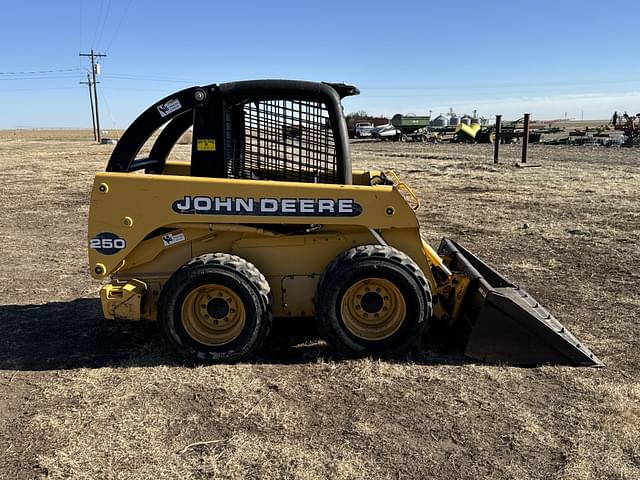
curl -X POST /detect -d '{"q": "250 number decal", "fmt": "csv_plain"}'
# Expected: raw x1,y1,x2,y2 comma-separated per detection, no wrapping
89,232,126,255
90,238,125,249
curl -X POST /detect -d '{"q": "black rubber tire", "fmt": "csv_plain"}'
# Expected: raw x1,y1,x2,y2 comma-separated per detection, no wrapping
315,245,432,357
158,253,272,363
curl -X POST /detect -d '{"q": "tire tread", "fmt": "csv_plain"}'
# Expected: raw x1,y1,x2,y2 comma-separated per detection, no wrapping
158,253,272,363
315,245,432,357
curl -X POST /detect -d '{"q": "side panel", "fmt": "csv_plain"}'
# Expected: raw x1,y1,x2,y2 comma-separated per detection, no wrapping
88,173,423,278
88,173,436,320
228,230,376,317
107,225,427,319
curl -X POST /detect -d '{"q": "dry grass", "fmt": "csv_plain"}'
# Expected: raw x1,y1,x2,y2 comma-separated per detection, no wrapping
0,130,639,479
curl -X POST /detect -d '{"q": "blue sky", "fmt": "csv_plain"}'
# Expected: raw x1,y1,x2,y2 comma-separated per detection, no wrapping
1,0,639,128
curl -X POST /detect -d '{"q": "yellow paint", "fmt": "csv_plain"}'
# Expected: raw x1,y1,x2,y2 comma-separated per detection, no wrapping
196,139,216,151
87,169,481,323
100,279,147,320
181,284,246,345
340,277,406,340
456,123,481,140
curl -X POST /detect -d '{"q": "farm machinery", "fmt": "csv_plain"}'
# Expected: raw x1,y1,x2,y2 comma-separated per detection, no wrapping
390,114,432,142
615,113,640,146
88,79,602,366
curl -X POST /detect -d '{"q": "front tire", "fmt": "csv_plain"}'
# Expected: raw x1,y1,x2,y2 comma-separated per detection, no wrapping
315,245,432,357
158,253,272,363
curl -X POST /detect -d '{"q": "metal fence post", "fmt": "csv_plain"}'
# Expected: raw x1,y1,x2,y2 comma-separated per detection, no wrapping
494,115,502,164
522,113,530,163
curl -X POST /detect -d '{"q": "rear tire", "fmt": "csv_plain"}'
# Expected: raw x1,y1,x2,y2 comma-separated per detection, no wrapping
158,253,272,363
315,245,432,357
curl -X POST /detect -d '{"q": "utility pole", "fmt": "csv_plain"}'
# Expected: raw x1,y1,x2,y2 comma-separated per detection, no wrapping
80,73,97,140
79,49,106,142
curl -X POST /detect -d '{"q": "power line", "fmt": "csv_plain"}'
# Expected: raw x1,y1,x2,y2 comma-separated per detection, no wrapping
0,68,82,75
105,73,200,82
0,86,81,92
105,0,133,51
98,83,117,129
0,75,83,81
102,73,199,84
91,0,106,48
101,86,184,92
78,0,83,61
359,79,640,91
95,0,112,49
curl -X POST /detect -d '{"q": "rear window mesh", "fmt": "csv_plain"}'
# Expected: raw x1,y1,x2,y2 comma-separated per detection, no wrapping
225,99,337,183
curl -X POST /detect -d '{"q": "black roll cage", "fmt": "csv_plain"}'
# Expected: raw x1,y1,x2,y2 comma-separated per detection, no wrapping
106,80,359,185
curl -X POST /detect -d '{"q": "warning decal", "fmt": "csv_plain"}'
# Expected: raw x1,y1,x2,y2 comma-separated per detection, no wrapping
162,230,186,247
196,139,216,151
157,98,182,117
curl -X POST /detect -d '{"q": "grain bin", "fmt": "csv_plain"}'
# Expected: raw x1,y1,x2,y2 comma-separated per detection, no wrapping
431,115,449,127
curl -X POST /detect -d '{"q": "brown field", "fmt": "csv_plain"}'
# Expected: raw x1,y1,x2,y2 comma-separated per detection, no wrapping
1,130,639,479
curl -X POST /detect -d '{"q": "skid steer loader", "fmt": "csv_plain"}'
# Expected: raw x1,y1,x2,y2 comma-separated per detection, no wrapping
88,80,602,366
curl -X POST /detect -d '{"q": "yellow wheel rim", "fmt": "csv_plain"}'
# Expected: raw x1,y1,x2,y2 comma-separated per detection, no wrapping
181,284,246,346
340,278,406,341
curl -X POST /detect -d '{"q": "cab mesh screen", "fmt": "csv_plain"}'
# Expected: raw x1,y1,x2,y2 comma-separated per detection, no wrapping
226,99,337,183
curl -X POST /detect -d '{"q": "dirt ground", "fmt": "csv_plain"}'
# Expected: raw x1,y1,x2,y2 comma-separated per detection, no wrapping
0,130,638,479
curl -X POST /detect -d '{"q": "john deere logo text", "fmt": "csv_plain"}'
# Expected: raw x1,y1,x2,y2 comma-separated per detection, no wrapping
172,196,362,217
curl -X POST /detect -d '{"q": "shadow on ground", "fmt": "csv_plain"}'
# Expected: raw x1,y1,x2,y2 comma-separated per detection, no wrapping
0,298,469,371
0,298,161,370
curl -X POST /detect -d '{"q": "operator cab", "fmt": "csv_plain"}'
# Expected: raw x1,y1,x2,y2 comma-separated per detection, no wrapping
106,80,359,185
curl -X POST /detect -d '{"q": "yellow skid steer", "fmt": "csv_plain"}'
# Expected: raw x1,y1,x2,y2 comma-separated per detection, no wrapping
88,80,602,366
